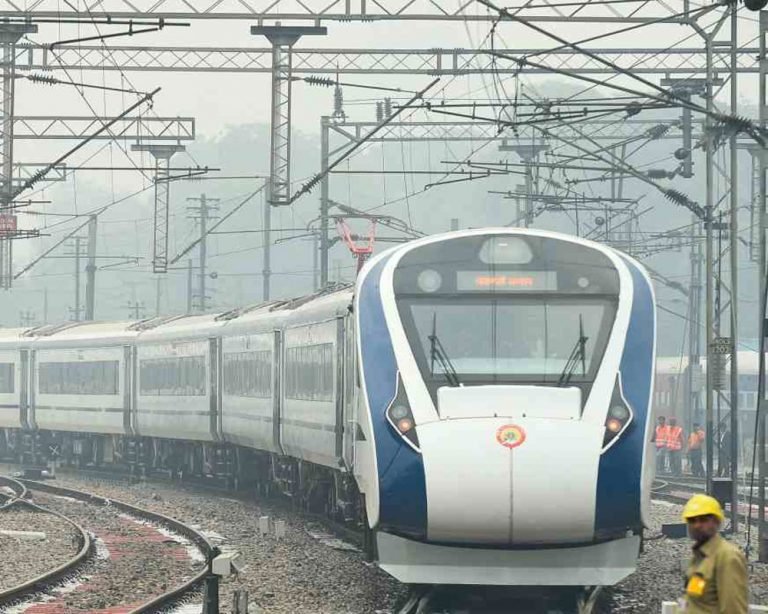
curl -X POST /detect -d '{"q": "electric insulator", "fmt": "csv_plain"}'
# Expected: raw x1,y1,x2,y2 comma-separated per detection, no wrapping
376,102,384,123
646,169,668,179
384,98,393,118
674,148,690,160
334,85,344,118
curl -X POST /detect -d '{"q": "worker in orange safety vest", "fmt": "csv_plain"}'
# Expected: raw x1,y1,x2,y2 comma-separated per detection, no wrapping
653,416,670,474
688,423,706,477
667,417,684,476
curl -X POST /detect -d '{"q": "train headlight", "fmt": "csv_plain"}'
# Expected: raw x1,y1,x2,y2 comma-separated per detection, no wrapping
479,236,533,265
396,418,414,433
389,404,410,421
386,374,420,452
606,418,623,433
602,376,634,451
609,405,630,421
417,269,443,293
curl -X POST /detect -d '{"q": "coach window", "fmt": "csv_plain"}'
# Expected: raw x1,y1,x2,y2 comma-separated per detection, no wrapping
285,343,334,401
139,356,206,396
0,363,13,394
223,350,272,398
38,360,119,395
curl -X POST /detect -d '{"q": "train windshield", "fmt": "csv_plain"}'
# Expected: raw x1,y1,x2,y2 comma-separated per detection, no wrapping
401,297,612,383
393,233,620,391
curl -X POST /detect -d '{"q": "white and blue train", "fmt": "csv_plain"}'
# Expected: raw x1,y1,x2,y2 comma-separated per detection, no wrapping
0,228,655,587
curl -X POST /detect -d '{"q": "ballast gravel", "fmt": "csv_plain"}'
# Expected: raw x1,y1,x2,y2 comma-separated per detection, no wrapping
599,499,768,613
28,472,406,614
14,468,768,614
10,490,202,613
0,506,80,593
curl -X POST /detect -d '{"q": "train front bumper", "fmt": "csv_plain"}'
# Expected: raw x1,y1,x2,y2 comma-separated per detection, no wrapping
376,530,640,586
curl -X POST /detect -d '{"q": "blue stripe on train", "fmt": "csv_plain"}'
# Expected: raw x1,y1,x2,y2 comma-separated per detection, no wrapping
594,257,655,534
358,257,427,537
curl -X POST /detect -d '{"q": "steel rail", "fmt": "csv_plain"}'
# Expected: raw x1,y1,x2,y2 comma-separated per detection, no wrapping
19,479,213,614
0,474,26,508
0,476,92,608
651,478,764,532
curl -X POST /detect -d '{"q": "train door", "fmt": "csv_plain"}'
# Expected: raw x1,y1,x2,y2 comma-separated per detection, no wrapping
209,337,222,441
272,329,284,454
342,312,356,470
335,317,345,464
19,349,31,430
123,345,134,436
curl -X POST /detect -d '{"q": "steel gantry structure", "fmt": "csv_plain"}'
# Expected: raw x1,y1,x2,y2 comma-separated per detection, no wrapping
14,44,761,75
317,115,696,287
0,114,194,286
0,0,701,23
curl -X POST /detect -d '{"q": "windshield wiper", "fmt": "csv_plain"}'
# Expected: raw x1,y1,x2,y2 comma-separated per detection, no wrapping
558,314,589,387
428,313,461,387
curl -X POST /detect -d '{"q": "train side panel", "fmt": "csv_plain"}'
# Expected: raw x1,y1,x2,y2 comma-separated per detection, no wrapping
0,349,21,429
135,340,214,441
34,347,126,435
280,318,341,468
220,332,277,452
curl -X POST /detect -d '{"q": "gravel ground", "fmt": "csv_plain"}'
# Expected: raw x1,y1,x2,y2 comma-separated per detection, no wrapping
11,489,202,613
21,471,406,614
600,499,768,613
13,467,768,614
0,505,80,593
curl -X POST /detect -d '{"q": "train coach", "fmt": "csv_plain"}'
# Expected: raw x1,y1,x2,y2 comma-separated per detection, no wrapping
0,227,656,589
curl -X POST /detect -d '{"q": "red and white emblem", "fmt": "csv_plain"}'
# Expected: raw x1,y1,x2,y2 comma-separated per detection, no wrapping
496,424,527,449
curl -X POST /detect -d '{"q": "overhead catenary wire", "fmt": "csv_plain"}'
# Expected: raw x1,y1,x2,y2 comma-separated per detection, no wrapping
479,0,766,145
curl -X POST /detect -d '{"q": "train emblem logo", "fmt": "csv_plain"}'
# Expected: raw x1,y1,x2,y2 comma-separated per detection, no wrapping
496,424,526,449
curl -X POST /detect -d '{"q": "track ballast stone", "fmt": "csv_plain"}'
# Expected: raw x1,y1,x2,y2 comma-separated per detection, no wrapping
0,506,80,593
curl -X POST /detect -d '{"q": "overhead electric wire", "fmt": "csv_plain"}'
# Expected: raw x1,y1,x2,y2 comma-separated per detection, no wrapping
480,0,766,146
51,6,204,170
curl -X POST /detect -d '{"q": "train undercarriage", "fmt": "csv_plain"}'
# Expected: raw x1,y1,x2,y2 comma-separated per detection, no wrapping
0,427,365,532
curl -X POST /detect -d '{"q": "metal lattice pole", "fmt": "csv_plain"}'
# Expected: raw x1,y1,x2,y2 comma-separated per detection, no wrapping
84,215,97,321
0,24,36,290
758,9,768,562
251,25,326,300
728,2,740,534
320,116,330,289
132,143,185,274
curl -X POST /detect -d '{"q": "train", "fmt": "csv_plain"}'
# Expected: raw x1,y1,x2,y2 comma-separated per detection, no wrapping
0,228,656,588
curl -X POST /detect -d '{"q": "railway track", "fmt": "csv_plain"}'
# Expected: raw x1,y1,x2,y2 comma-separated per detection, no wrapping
48,464,366,552
0,475,92,609
395,585,605,614
0,474,27,509
0,477,213,613
651,477,768,532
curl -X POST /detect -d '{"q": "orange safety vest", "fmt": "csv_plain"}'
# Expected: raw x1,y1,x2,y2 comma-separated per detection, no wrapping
655,425,669,448
667,426,683,451
688,431,704,451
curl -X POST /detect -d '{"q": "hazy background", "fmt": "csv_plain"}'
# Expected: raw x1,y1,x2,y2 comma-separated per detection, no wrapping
0,5,762,357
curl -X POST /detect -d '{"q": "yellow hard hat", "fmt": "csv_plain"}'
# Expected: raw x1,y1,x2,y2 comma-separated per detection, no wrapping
682,494,724,522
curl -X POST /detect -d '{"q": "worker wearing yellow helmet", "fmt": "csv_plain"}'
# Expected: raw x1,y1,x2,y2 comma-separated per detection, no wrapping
679,494,748,613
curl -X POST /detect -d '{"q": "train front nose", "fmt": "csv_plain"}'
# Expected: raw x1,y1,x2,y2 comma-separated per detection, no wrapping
417,405,604,546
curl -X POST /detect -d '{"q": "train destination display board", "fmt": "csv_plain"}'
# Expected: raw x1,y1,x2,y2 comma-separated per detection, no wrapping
456,271,558,292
